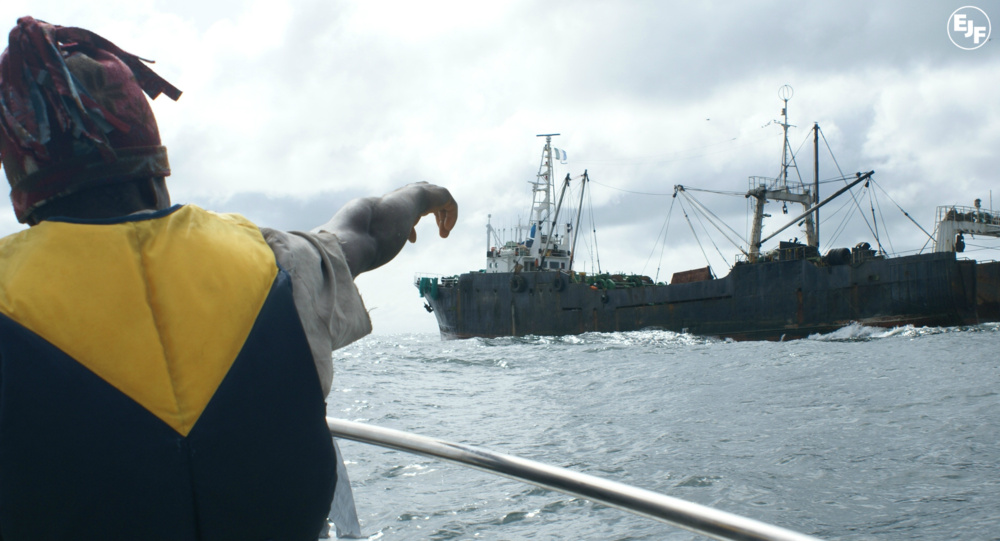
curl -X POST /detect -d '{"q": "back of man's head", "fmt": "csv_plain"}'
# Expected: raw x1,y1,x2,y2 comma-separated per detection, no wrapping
0,17,181,224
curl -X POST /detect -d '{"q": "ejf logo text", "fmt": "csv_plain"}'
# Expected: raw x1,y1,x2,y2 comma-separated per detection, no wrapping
949,6,991,50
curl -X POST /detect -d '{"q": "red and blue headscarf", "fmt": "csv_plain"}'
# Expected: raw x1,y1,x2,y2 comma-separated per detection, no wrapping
0,17,181,222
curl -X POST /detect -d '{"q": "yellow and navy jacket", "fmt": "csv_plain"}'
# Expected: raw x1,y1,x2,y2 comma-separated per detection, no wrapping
0,205,335,540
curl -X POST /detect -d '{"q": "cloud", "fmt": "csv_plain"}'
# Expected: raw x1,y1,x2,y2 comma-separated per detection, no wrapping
1,0,998,335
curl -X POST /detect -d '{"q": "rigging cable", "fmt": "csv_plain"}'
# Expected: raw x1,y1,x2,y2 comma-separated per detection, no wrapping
919,234,935,254
820,128,879,242
957,241,1000,254
679,189,750,256
781,129,816,189
670,186,746,197
872,184,894,255
587,185,602,274
822,189,864,247
869,178,936,244
644,195,676,282
690,200,732,272
678,197,714,276
678,190,730,269
587,179,674,196
868,188,887,255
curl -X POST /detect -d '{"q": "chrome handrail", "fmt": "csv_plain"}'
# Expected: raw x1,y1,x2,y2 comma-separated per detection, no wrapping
327,418,821,541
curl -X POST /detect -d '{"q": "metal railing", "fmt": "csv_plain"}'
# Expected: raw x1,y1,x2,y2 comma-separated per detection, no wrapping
327,418,822,541
938,204,1000,226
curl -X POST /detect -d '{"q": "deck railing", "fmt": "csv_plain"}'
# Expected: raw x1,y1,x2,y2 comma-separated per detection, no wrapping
939,205,1000,226
328,418,822,541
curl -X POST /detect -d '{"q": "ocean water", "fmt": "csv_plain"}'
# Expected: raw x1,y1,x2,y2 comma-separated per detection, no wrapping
325,324,1000,540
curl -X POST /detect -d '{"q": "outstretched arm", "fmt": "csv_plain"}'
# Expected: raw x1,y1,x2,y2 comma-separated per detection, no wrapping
317,182,458,277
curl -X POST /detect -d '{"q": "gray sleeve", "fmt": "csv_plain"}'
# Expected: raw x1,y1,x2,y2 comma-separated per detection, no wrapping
261,227,373,397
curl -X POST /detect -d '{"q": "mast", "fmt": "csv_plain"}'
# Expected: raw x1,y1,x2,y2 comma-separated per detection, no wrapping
813,122,820,249
539,173,571,269
480,134,575,274
486,214,492,255
568,170,589,272
533,134,560,240
748,187,767,263
779,86,792,189
747,85,820,262
780,88,817,248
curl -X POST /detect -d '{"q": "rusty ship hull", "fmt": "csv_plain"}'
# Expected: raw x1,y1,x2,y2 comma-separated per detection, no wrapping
420,251,998,341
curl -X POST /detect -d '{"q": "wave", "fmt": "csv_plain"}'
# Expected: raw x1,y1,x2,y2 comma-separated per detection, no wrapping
475,329,721,349
808,321,1000,342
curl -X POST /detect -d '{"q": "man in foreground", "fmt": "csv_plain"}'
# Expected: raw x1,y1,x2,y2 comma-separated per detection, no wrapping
0,16,456,540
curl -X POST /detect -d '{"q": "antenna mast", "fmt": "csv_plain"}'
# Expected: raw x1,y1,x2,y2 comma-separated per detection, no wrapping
778,84,793,188
533,134,560,229
747,85,820,261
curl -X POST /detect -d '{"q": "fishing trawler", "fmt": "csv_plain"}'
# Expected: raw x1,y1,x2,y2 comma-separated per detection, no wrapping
416,89,1000,340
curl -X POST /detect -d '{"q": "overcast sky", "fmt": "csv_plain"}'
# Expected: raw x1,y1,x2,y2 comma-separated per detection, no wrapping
1,1,998,335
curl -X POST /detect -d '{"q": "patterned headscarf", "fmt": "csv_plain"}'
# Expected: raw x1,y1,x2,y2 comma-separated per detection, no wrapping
0,17,181,222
